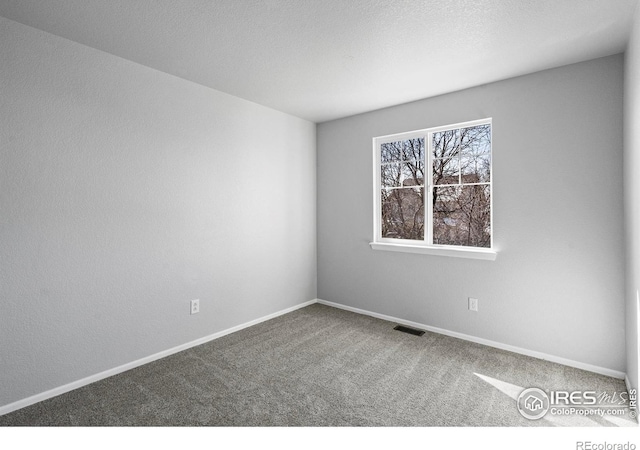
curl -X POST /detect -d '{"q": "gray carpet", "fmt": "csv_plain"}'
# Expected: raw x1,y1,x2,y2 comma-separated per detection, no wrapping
0,303,634,426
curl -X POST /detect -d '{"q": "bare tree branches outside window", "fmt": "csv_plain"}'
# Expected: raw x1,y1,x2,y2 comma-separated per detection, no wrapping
432,124,491,247
378,122,491,248
381,138,425,239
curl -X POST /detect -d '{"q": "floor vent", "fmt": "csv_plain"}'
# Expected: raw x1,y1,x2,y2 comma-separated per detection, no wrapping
393,325,425,336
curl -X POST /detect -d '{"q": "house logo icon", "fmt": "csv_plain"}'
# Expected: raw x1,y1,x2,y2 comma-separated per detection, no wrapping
517,388,550,420
525,395,544,411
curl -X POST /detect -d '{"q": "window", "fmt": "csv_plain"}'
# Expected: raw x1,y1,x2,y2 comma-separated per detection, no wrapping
371,118,495,260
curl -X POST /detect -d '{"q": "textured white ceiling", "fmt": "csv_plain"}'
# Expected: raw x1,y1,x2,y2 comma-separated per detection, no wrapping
0,0,637,122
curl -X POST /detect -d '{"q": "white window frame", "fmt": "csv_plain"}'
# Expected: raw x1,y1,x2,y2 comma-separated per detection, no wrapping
370,118,496,260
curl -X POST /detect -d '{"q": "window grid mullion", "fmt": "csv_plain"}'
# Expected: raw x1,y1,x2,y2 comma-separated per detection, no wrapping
426,132,433,245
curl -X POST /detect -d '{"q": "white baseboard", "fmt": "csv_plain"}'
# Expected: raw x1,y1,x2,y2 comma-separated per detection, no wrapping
625,375,637,396
0,299,317,417
1,297,627,417
317,299,627,380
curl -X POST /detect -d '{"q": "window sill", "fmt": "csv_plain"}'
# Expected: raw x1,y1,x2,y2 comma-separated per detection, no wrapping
369,242,497,260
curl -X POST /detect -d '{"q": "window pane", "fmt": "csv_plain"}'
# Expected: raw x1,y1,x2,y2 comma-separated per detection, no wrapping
460,124,491,155
381,141,403,163
433,157,459,185
433,124,491,160
381,187,424,240
402,138,424,162
433,129,460,159
433,185,491,247
460,153,490,183
401,160,424,186
381,163,401,188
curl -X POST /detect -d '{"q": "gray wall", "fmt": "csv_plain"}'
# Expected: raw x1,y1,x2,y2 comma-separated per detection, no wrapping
624,5,640,392
0,18,316,407
318,55,625,373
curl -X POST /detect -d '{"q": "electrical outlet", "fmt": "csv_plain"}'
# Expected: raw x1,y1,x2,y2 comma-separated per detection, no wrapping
468,297,478,312
190,299,200,315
